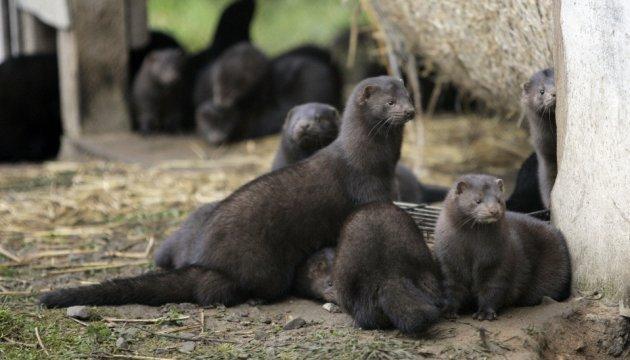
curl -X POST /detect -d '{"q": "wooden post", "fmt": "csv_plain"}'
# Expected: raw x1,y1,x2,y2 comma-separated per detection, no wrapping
57,0,130,143
125,0,148,50
20,11,55,54
0,0,10,61
552,0,630,304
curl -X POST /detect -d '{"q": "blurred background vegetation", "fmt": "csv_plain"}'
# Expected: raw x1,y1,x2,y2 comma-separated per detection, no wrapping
148,0,354,55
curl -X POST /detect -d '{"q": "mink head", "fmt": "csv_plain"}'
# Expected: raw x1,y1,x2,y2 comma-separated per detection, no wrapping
146,48,185,86
284,103,340,152
352,76,416,131
450,174,506,224
195,100,238,146
211,42,269,108
306,248,337,303
522,68,556,116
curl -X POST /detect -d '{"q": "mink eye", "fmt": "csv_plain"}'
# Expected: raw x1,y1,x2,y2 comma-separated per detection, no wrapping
475,199,482,204
387,100,395,106
539,89,545,95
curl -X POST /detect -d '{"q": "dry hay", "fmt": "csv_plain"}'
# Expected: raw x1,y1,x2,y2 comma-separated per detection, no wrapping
363,0,554,116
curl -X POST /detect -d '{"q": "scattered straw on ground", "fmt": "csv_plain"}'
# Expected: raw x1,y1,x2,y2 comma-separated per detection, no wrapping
9,115,611,359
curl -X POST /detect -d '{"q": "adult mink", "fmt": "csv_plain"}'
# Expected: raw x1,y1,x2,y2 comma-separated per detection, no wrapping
334,202,442,334
434,174,571,321
196,43,342,145
132,48,186,134
271,102,446,203
39,76,415,308
521,68,557,208
506,153,546,214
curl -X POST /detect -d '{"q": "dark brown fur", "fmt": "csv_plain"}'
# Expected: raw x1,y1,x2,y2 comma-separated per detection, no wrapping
272,103,446,203
271,103,340,170
196,44,341,146
333,202,442,334
434,174,572,321
39,76,415,308
293,247,336,303
132,48,186,134
522,68,556,208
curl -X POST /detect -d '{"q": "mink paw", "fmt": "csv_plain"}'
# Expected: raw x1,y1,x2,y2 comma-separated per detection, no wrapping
472,309,497,321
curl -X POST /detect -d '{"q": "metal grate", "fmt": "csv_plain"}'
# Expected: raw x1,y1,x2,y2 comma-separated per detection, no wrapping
395,202,551,243
395,201,441,242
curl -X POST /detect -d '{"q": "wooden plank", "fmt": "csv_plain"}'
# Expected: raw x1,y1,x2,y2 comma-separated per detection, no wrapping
552,0,630,303
19,11,55,54
125,0,148,49
0,0,10,61
57,0,130,144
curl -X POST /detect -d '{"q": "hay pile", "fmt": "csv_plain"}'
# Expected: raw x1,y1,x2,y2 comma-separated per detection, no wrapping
363,0,554,116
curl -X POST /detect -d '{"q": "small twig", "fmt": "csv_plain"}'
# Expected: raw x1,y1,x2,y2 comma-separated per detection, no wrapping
1,336,37,348
102,315,189,324
97,354,174,360
68,317,89,327
34,327,49,356
0,290,33,296
45,260,149,276
107,237,155,259
200,309,205,334
26,249,97,260
0,245,22,263
130,325,234,344
346,1,360,68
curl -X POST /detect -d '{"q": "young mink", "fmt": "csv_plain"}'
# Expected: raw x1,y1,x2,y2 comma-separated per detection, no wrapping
293,247,336,303
522,68,556,208
39,76,415,308
506,153,546,214
271,103,340,170
183,0,256,128
434,174,572,321
271,103,447,204
334,202,442,334
196,43,342,146
132,48,186,134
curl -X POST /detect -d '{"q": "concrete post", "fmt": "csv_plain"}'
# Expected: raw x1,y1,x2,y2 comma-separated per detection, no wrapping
552,0,630,304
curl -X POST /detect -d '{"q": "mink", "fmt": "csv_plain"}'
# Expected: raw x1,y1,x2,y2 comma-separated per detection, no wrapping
434,174,572,321
333,202,442,333
39,76,415,308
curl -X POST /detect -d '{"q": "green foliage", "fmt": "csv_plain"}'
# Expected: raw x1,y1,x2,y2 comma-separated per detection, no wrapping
148,0,352,55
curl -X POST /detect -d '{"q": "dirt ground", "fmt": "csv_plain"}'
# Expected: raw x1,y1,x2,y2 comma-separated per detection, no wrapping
1,115,628,359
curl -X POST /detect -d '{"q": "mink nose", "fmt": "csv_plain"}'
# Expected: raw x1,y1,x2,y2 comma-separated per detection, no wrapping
489,207,501,217
404,108,415,119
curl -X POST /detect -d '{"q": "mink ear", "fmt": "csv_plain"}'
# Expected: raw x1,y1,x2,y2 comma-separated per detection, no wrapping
455,181,468,195
358,85,378,104
522,81,531,93
496,179,504,192
283,108,296,127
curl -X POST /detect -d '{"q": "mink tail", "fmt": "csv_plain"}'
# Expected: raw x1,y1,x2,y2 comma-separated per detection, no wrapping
378,278,441,334
39,266,244,308
420,183,449,203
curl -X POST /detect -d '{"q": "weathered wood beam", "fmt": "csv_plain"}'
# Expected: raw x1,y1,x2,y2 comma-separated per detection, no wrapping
552,0,630,306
